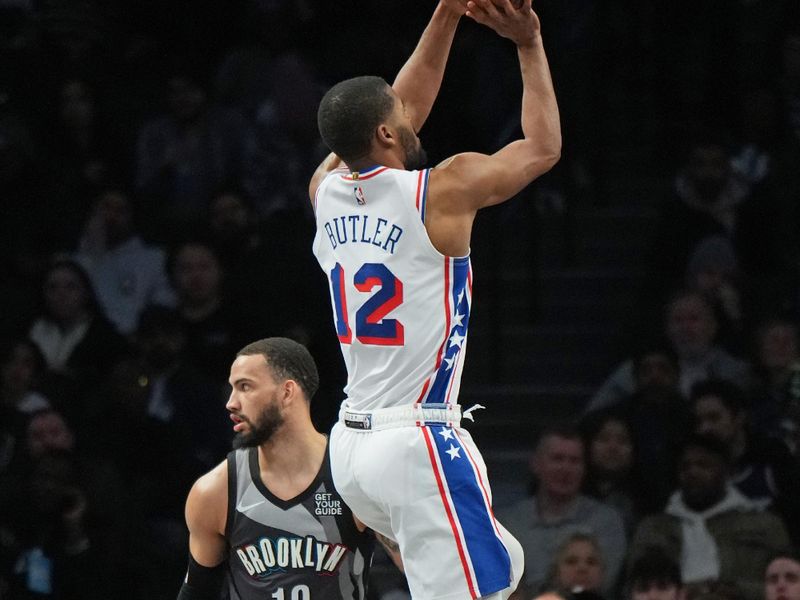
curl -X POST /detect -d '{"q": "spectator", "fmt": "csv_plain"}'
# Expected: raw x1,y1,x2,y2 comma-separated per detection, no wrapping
747,317,800,450
167,239,250,382
500,426,627,595
1,337,50,415
588,290,751,412
26,257,128,406
203,189,345,427
82,350,213,600
589,343,692,508
643,132,751,306
0,338,50,474
580,408,654,534
690,378,800,543
1,408,138,599
75,187,176,335
543,533,607,598
626,548,684,600
1,451,111,599
684,236,745,354
765,550,800,600
134,60,258,237
629,434,791,600
42,77,126,237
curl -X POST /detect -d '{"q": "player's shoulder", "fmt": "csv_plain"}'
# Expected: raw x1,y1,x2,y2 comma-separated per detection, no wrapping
189,458,229,505
186,458,229,534
428,152,486,193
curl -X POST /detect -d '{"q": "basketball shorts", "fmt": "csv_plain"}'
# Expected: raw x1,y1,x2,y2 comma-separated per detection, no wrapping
330,403,523,600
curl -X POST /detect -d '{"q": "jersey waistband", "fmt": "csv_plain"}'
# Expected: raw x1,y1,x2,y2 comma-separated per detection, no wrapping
339,403,461,431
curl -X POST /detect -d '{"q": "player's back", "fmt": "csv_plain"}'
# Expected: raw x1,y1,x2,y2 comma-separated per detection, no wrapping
313,165,471,412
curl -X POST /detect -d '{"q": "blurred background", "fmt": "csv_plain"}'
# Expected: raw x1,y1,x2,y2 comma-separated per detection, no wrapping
1,0,799,598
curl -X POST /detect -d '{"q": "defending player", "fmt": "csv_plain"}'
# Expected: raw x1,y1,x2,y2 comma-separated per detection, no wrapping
176,338,397,599
309,0,560,598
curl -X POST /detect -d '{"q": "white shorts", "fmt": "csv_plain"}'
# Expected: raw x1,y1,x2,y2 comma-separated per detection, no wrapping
330,403,523,600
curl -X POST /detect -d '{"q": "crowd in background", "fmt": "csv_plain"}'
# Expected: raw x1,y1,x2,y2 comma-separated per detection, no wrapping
1,0,800,599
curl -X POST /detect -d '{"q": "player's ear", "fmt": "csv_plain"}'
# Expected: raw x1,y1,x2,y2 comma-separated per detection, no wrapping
376,123,396,149
282,379,305,409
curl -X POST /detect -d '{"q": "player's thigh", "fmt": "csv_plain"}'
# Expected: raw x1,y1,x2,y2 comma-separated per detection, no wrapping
329,423,396,538
389,425,517,599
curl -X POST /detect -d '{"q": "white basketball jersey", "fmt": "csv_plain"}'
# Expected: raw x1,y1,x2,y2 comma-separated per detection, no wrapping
313,165,472,412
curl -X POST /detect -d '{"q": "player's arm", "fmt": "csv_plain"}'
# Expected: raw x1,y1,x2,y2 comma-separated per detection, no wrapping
392,0,466,132
176,462,228,600
308,152,342,205
432,0,561,210
375,532,405,574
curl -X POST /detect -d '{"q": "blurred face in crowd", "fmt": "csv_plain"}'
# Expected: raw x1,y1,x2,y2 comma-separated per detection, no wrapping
553,537,604,593
168,75,206,123
757,322,799,374
2,341,42,397
533,434,585,501
227,354,285,449
27,410,75,458
636,351,680,395
172,243,222,307
590,418,633,477
96,190,134,245
666,294,717,360
210,192,250,240
766,557,800,600
43,265,91,324
693,395,742,445
630,580,684,600
678,446,727,511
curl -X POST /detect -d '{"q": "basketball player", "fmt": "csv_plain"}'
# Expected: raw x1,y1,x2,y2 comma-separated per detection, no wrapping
176,338,396,599
309,0,560,598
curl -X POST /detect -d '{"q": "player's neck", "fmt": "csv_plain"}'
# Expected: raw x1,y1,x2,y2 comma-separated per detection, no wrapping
258,427,327,487
347,149,404,172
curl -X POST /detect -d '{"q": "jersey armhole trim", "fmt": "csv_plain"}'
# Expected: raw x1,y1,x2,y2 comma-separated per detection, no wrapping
224,450,237,540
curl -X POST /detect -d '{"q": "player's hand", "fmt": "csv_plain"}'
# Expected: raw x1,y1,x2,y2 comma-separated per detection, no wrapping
465,0,541,48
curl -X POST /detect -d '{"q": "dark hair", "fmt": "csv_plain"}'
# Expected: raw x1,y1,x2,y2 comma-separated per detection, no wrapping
627,547,682,591
689,379,747,415
580,407,633,450
766,547,800,572
40,255,102,317
0,337,47,377
535,422,583,452
237,338,320,401
165,237,222,283
317,76,394,164
632,339,680,377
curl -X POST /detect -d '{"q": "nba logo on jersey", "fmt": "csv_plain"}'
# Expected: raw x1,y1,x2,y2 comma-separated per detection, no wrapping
354,185,366,205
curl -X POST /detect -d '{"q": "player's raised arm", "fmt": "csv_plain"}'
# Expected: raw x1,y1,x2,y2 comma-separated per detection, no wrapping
176,462,228,600
392,0,466,133
430,0,561,214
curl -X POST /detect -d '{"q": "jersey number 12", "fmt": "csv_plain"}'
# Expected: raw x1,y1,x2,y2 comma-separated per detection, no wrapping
330,262,404,346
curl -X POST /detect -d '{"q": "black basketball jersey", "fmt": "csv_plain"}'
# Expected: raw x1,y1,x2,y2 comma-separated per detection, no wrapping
225,443,373,600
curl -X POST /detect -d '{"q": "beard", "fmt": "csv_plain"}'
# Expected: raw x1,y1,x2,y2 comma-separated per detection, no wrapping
232,402,284,449
399,125,427,170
